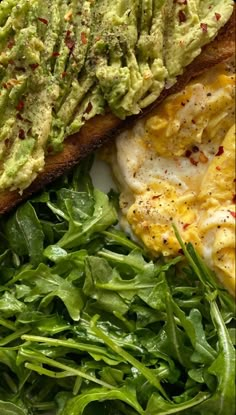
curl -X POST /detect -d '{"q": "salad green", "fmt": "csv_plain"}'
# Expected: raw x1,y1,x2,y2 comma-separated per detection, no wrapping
0,158,235,415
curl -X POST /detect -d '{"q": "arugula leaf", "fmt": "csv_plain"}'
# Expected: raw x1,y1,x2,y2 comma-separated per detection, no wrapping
84,256,129,315
56,189,117,249
0,291,27,317
90,315,169,399
4,202,44,266
145,391,210,414
0,161,234,415
196,300,235,414
187,309,216,365
0,401,27,415
165,290,193,369
62,385,145,415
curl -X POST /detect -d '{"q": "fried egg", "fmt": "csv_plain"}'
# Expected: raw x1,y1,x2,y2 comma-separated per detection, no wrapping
104,62,235,295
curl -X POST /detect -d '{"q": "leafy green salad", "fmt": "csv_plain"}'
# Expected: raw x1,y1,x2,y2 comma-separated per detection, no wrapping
0,158,235,415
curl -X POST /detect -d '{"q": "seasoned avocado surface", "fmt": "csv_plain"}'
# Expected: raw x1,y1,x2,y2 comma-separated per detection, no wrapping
0,0,234,191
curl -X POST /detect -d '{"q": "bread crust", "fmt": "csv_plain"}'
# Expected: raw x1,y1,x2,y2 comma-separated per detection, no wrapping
0,9,235,214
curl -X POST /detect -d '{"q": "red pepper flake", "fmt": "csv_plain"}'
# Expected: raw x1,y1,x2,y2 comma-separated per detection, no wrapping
29,63,39,70
200,23,208,33
16,100,24,111
38,17,48,25
65,30,75,51
8,59,15,65
18,129,25,139
216,166,221,171
95,35,101,42
66,38,75,51
52,51,60,57
215,12,221,21
229,211,236,219
232,194,236,204
215,146,224,156
61,71,67,78
183,223,190,230
185,149,192,158
81,32,87,45
189,157,198,166
7,39,15,49
178,10,186,23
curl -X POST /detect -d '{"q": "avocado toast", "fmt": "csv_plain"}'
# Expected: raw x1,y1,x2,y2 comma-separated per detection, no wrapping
0,1,235,214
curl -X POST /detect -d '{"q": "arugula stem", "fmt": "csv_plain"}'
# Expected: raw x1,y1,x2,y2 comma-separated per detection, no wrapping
25,363,74,379
101,230,141,251
30,401,56,410
98,249,148,272
96,283,156,290
20,349,114,389
0,327,30,346
3,372,17,394
21,334,119,361
0,317,16,331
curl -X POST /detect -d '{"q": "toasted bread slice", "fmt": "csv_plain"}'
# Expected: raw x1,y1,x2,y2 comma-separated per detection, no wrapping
0,9,235,215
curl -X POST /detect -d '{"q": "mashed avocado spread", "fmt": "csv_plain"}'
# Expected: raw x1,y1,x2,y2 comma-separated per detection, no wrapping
0,0,234,191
